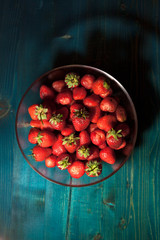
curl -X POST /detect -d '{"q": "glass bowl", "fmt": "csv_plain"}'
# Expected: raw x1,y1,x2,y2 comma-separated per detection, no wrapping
15,65,138,187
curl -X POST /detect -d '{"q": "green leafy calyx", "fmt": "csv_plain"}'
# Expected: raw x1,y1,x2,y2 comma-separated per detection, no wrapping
49,113,63,125
103,80,110,90
107,128,122,140
78,146,90,158
73,108,89,119
35,104,48,120
58,156,71,170
85,160,101,176
62,133,80,146
65,72,80,88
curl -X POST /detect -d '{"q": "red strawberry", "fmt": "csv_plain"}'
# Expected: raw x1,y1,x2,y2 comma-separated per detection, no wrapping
57,153,72,170
73,87,87,100
70,103,83,119
92,76,111,95
100,88,113,98
30,120,41,128
106,128,123,149
81,74,95,89
57,107,69,120
98,142,107,149
28,104,52,121
52,134,67,156
40,85,55,100
115,105,127,122
122,143,133,156
100,97,118,112
32,145,52,161
115,139,126,150
49,112,66,131
68,161,85,178
40,120,55,131
87,146,99,161
65,72,80,88
36,130,57,148
72,107,90,131
61,124,75,136
97,115,117,132
62,133,80,153
99,147,116,164
85,160,102,177
76,145,91,160
89,106,102,123
83,94,101,107
28,128,40,144
88,123,98,133
45,155,57,168
56,90,73,105
79,130,91,146
90,129,106,146
115,123,130,137
52,80,66,92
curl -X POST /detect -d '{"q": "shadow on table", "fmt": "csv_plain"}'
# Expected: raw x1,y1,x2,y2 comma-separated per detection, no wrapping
53,26,160,148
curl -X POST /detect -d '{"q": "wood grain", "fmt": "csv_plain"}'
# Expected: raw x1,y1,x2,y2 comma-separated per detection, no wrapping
0,0,160,239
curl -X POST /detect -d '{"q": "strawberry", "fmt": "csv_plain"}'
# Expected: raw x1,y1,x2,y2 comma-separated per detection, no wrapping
99,147,116,164
72,107,90,131
40,85,55,100
115,105,127,122
56,90,73,105
61,124,75,136
100,88,113,98
115,139,126,150
43,99,56,112
62,133,80,153
85,160,102,177
115,123,130,137
70,103,83,119
87,146,99,161
57,107,69,120
28,128,40,144
122,143,133,156
40,120,54,131
30,120,41,128
90,129,106,146
92,76,111,95
52,134,67,156
28,104,52,121
89,106,102,123
68,161,85,178
49,112,66,131
97,114,117,132
81,74,95,89
52,80,66,92
73,87,87,100
88,123,98,133
98,142,107,149
45,155,57,168
76,145,91,160
106,128,123,149
79,130,91,146
32,145,52,161
83,94,101,107
57,153,72,170
65,72,80,88
100,97,118,112
36,130,57,148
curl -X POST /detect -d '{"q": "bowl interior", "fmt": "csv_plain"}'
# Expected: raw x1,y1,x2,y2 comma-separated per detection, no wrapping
16,65,137,187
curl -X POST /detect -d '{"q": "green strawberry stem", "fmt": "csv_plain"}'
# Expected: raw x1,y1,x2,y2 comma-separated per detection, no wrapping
85,160,101,176
62,133,79,146
78,146,90,158
49,113,63,125
36,133,43,145
73,108,89,119
58,156,71,170
65,72,80,88
107,128,122,140
103,80,110,90
35,104,48,120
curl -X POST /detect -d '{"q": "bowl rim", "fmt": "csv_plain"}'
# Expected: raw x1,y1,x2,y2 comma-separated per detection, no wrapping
15,64,138,187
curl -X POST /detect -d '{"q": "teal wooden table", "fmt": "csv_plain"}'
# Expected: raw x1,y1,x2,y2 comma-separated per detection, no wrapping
0,0,160,239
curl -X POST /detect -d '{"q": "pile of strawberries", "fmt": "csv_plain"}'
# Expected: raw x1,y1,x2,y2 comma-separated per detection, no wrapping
28,72,130,178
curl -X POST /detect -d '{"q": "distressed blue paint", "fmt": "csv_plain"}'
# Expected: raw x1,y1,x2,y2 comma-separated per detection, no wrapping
0,0,160,240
